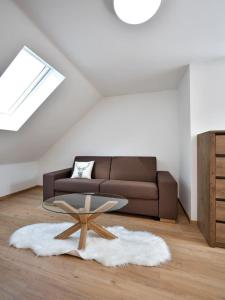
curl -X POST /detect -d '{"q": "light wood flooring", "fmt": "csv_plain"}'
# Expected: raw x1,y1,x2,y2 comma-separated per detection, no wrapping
0,187,225,300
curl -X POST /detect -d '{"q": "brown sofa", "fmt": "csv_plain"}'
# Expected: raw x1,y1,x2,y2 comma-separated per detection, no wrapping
43,156,178,221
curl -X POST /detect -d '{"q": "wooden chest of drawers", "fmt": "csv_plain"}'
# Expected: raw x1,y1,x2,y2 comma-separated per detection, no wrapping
197,131,225,248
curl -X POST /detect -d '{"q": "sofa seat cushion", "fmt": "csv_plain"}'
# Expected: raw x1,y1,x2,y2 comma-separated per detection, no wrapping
54,178,105,193
100,180,158,200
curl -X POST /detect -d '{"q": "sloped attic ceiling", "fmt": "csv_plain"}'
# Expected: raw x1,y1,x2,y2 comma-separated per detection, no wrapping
0,0,100,164
14,0,225,96
1,0,225,164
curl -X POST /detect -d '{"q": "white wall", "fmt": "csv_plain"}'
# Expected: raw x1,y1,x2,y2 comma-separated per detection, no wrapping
38,90,179,184
0,161,38,197
189,59,225,219
177,67,192,217
190,59,225,133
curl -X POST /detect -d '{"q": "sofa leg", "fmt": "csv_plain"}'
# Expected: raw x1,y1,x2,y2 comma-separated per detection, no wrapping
160,218,176,224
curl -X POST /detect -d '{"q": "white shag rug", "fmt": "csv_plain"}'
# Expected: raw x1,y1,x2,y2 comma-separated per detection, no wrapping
9,223,171,267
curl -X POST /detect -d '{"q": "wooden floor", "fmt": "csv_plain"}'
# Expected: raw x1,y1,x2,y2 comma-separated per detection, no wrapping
0,187,225,300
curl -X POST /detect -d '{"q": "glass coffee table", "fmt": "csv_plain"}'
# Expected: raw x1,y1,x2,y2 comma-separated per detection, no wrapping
43,193,128,250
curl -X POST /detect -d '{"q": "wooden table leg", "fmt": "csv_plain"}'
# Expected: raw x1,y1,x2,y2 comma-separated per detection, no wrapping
78,223,88,250
78,215,88,250
53,199,118,250
55,222,81,239
88,222,117,240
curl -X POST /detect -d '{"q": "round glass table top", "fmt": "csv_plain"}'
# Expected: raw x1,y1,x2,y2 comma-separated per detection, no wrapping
42,193,128,215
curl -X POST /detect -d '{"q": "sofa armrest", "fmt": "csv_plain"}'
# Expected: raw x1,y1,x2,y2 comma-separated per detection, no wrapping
157,171,178,220
43,168,72,201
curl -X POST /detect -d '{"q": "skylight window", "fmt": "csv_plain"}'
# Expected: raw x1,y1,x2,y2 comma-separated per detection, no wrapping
0,46,65,131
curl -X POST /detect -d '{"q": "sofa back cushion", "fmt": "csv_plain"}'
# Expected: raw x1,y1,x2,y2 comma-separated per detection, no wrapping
110,157,157,182
74,156,111,179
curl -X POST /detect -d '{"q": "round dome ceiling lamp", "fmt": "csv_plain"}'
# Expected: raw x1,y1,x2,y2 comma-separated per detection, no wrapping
114,0,161,25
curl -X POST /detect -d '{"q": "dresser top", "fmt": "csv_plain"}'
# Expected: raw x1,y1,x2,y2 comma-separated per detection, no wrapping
198,131,225,135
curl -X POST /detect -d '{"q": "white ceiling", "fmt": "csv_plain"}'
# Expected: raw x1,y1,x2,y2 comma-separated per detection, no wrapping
14,0,225,96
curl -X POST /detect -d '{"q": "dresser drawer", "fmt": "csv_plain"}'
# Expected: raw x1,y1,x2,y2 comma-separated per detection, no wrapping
216,135,225,154
216,222,225,243
216,201,225,222
216,157,225,177
216,179,225,199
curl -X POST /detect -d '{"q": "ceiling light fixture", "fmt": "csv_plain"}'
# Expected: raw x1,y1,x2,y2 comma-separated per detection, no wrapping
114,0,161,25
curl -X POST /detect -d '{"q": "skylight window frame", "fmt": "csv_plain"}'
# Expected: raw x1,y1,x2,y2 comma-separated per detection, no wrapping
0,46,65,131
7,65,50,115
